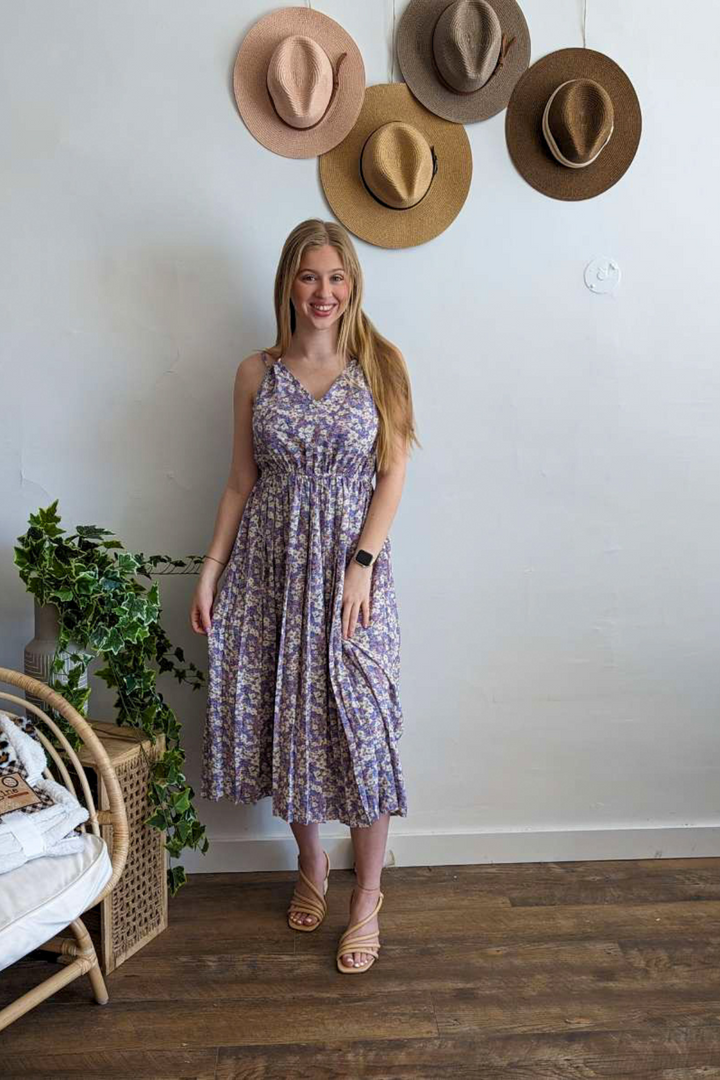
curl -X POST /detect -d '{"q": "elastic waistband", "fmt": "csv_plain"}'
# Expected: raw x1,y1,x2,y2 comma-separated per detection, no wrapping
258,469,373,484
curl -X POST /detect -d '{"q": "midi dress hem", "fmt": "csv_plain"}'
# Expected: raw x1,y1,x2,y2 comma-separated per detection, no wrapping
200,784,408,829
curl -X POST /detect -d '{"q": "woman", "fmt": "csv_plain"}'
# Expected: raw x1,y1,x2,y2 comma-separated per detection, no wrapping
190,218,419,973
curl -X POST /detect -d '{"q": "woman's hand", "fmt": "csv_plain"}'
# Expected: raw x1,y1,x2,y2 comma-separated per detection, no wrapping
342,559,372,639
190,570,221,635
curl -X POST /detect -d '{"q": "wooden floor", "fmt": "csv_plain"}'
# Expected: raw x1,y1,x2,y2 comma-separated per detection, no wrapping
3,858,720,1078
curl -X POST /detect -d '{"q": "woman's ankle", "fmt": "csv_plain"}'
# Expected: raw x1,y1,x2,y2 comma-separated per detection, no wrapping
299,847,326,867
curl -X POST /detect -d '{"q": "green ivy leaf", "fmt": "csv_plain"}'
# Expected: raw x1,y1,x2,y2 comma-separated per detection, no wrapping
14,499,211,898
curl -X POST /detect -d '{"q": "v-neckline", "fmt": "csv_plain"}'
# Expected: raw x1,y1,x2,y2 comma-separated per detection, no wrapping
277,356,355,404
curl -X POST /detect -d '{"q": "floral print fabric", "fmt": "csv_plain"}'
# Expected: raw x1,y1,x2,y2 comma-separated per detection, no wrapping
201,352,408,827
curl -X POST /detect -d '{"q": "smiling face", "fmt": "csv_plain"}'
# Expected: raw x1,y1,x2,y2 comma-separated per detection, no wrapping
291,244,351,329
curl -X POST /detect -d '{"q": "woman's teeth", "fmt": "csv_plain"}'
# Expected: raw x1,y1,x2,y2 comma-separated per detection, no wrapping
311,304,335,316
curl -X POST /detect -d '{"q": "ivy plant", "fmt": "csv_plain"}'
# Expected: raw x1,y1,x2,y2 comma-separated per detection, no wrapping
13,499,210,896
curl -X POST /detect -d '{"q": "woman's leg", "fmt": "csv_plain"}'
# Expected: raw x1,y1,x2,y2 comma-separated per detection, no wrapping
288,822,328,927
341,811,390,968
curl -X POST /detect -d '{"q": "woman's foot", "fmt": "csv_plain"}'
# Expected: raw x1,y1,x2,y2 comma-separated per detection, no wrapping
340,883,381,968
288,850,329,927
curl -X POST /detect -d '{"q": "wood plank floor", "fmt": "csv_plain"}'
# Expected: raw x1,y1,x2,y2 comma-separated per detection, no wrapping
3,858,720,1078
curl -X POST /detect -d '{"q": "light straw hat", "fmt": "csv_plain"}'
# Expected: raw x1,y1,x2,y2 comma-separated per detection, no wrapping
505,47,642,200
397,0,531,123
319,82,472,249
233,6,366,159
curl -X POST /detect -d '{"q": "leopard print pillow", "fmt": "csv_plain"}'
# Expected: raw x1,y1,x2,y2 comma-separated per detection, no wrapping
0,713,75,819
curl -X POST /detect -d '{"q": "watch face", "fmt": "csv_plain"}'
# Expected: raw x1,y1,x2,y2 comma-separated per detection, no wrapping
355,549,373,566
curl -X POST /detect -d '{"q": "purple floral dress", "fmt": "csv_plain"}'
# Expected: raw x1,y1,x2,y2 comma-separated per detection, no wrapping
201,352,408,827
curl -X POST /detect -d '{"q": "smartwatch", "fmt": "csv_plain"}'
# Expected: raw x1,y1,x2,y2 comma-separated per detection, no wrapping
353,548,374,567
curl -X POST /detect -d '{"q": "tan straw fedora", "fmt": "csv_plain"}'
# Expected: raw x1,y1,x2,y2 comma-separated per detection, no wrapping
505,48,642,200
233,6,365,159
397,0,531,123
319,82,472,249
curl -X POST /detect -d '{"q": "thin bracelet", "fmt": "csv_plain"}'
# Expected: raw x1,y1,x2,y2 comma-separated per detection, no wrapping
204,555,227,567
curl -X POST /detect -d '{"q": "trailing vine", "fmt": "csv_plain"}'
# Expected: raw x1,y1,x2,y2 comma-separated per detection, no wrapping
13,499,210,896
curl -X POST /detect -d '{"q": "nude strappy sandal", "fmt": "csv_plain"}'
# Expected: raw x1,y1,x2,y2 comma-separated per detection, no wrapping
336,885,384,973
287,849,331,932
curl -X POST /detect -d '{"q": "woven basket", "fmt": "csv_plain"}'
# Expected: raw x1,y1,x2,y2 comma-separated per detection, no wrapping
77,722,168,974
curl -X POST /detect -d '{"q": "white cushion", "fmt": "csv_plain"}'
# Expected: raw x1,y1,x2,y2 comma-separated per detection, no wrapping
0,832,112,972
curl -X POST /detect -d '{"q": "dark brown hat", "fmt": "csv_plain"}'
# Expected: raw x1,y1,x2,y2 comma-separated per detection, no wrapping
397,0,531,124
505,47,642,200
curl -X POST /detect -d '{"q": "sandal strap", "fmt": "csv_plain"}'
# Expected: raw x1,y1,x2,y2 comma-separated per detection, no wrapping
337,932,381,950
296,850,329,901
288,891,326,920
337,892,383,950
342,891,383,937
337,935,381,960
338,947,380,961
288,850,330,920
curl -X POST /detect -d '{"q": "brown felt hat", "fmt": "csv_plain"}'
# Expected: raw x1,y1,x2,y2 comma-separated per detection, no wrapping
505,47,642,200
319,82,472,249
232,6,366,159
397,0,531,123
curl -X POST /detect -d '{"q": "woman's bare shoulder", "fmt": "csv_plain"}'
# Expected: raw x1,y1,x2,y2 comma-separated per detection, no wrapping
235,350,278,382
234,351,277,407
236,350,275,373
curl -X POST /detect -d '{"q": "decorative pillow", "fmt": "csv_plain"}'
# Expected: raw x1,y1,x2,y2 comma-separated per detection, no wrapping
0,711,88,874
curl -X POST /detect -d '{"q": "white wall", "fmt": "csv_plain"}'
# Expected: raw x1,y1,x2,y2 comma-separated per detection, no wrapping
2,1,719,873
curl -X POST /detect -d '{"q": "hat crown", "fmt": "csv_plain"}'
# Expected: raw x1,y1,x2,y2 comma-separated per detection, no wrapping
433,0,502,93
266,34,334,129
360,122,436,210
544,78,614,167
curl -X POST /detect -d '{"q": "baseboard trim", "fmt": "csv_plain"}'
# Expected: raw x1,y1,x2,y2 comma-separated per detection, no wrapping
171,824,720,875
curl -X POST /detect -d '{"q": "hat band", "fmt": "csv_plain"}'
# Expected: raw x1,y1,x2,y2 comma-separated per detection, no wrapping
541,81,614,168
358,136,438,211
266,50,347,130
431,19,516,96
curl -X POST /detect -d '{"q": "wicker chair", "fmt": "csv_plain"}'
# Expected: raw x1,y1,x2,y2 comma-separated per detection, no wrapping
0,667,128,1031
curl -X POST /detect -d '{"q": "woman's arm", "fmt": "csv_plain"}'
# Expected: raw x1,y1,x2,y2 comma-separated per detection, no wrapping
353,430,409,562
341,430,409,638
199,353,264,587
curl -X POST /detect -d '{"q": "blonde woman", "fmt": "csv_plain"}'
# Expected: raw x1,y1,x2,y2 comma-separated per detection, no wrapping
191,219,419,973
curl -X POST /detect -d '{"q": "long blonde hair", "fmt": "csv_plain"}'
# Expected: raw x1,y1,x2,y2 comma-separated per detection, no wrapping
263,218,422,473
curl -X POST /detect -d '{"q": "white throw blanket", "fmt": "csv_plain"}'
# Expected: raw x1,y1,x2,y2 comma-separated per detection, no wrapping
0,711,88,874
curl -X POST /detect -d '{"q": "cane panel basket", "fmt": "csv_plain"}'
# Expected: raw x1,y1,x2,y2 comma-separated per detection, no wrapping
77,722,168,974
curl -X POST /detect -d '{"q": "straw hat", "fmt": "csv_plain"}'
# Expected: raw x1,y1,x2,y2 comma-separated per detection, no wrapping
397,0,531,123
505,48,642,200
233,6,366,159
319,82,472,249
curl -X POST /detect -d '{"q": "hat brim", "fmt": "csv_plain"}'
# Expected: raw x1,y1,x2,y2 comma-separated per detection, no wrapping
319,83,472,249
505,48,642,200
233,6,366,159
397,0,531,123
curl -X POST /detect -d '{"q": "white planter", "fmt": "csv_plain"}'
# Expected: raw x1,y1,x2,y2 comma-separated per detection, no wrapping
23,600,88,718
